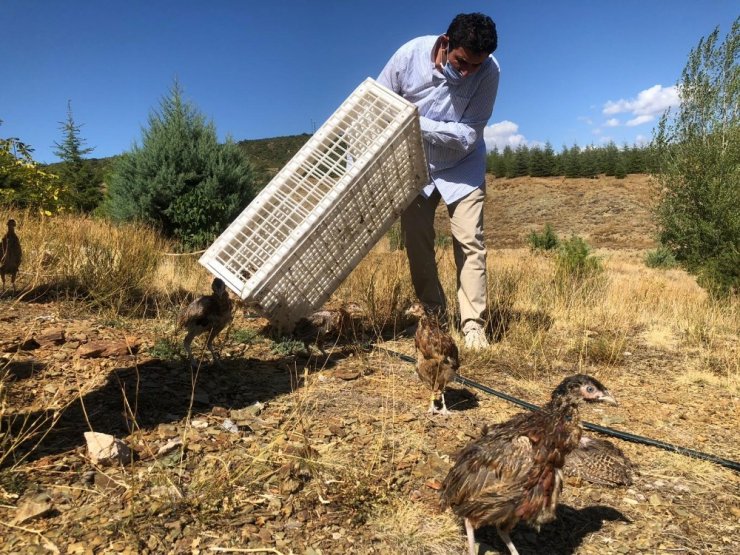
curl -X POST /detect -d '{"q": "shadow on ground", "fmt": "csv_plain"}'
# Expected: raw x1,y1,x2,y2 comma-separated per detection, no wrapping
2,359,48,381
2,349,354,466
476,504,630,555
444,386,480,412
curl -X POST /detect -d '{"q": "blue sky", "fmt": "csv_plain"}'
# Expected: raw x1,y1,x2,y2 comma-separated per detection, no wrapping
2,1,737,164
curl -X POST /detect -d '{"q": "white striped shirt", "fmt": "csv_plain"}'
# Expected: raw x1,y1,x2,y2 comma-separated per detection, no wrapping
377,35,500,204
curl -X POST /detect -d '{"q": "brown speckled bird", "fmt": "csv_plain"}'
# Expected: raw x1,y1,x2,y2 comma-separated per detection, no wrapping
293,306,354,356
0,219,22,293
440,374,617,555
405,302,460,415
178,278,233,367
563,435,633,487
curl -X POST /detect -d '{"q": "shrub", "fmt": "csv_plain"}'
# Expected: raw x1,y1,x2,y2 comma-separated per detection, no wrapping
105,81,256,249
651,18,739,296
555,235,602,283
528,223,560,251
644,247,678,269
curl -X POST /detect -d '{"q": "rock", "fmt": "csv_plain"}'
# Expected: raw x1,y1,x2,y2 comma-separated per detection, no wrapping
157,437,183,456
3,337,40,352
77,339,140,358
333,369,361,380
425,478,443,490
93,472,123,492
12,492,54,525
35,329,65,346
230,402,265,420
281,478,303,495
397,412,417,423
84,432,132,465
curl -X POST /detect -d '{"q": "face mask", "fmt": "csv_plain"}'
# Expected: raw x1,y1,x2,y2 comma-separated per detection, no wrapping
442,47,464,85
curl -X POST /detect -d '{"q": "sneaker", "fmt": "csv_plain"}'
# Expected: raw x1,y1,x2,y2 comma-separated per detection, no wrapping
463,322,489,350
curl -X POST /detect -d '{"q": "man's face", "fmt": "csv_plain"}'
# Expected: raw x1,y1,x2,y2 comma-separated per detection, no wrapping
446,45,488,78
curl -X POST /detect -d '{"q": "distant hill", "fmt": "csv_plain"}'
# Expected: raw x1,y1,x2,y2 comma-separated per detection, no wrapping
237,134,311,190
38,134,310,198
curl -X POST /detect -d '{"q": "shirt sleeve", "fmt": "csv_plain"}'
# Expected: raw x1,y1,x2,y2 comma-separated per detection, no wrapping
377,46,407,94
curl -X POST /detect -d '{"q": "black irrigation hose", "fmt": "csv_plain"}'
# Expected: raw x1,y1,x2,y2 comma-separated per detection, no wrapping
371,344,740,473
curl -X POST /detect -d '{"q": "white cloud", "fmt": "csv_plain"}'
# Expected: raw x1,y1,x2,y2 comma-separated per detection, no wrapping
604,118,620,127
484,120,527,150
603,85,679,119
626,114,654,127
634,134,650,146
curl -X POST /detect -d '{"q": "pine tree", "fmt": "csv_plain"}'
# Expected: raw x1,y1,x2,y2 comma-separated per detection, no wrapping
512,144,530,177
562,144,582,178
580,146,599,178
105,81,256,249
542,142,557,176
528,146,546,177
601,141,619,176
487,147,507,177
53,100,100,212
501,146,516,178
652,17,739,295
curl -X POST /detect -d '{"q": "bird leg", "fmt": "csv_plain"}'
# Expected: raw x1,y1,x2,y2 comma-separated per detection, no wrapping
437,390,451,416
427,392,450,416
497,527,520,555
427,393,437,414
464,518,476,555
183,331,199,368
206,331,223,368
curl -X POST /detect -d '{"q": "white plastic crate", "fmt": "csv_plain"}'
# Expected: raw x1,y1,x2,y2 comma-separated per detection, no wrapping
200,77,429,330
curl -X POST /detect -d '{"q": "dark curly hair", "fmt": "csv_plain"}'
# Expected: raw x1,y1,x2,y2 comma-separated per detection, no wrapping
446,12,497,54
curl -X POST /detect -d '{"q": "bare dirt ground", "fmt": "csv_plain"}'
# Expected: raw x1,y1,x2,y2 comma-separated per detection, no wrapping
1,175,738,555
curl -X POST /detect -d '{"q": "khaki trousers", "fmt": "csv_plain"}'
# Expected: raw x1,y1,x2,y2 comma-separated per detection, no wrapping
401,187,487,327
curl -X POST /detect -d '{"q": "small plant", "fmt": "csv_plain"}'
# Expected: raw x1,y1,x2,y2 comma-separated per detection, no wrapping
435,233,452,248
231,327,259,344
528,223,560,251
644,246,678,269
555,235,602,282
586,334,626,365
148,337,181,359
386,223,404,252
270,337,306,356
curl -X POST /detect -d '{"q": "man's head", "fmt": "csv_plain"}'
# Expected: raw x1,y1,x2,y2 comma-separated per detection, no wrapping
442,13,497,79
446,13,497,55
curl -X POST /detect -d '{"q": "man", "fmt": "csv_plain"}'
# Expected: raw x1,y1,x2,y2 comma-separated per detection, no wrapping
377,13,500,349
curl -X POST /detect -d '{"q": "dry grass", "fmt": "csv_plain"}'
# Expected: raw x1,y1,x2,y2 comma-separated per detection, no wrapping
369,497,461,555
0,208,219,319
1,175,738,553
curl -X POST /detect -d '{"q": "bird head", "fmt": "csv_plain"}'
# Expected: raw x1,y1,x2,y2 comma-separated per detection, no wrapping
211,278,227,296
7,219,16,229
552,374,617,406
404,302,427,320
